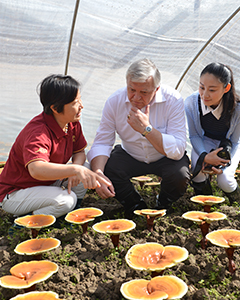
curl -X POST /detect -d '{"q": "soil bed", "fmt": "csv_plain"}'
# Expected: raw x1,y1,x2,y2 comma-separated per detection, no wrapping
1,179,240,300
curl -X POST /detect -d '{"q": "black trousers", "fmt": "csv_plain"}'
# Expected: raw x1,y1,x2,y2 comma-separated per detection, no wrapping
104,145,190,207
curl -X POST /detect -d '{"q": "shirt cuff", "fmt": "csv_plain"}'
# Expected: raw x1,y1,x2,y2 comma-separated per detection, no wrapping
87,145,112,162
162,133,184,160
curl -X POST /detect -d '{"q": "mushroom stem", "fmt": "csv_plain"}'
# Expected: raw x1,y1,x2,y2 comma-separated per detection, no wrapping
146,216,156,232
33,253,42,260
81,222,89,235
225,247,236,275
24,284,36,293
151,270,164,277
31,229,39,239
199,221,210,249
203,205,211,213
110,234,120,248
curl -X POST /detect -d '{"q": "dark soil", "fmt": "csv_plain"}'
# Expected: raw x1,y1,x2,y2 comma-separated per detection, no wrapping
1,180,240,300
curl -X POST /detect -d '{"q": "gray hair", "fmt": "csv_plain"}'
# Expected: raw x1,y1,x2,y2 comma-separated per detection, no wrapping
126,58,161,88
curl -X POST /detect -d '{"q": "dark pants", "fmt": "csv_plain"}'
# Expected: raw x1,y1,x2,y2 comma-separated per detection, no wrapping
104,145,190,209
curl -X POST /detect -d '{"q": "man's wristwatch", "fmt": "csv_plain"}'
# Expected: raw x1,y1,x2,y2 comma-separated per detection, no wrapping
142,125,152,137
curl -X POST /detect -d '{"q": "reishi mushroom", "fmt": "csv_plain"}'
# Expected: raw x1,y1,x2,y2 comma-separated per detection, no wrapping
182,211,226,249
132,175,153,188
134,209,166,232
92,219,136,248
120,275,188,300
14,237,61,260
14,214,56,238
125,242,188,277
10,291,60,300
0,260,58,292
206,229,240,275
190,195,225,213
65,207,103,234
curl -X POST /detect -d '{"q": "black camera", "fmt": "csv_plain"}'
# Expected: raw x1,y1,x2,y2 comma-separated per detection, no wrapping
203,138,232,174
217,138,232,162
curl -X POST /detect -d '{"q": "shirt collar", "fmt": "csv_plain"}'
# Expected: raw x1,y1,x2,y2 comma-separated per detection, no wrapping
200,99,223,120
43,112,72,138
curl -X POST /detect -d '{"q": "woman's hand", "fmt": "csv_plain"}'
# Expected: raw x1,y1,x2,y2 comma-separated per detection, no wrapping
202,147,230,175
204,147,230,167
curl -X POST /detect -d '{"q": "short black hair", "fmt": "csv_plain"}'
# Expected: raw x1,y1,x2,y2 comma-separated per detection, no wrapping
39,74,80,115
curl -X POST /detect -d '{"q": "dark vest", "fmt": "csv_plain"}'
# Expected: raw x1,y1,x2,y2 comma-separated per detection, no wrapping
198,95,229,141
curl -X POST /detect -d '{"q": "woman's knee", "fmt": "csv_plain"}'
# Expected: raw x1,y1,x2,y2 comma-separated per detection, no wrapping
217,173,236,193
62,191,77,211
53,191,77,217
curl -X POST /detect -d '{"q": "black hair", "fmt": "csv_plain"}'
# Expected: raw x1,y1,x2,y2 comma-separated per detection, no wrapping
200,62,239,122
39,74,80,115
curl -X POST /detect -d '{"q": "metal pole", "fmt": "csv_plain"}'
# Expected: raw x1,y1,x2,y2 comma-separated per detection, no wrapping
64,0,80,75
175,6,240,90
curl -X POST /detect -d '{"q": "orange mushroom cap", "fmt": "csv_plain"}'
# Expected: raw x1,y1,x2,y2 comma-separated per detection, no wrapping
190,195,225,206
182,211,226,224
14,215,56,229
132,176,153,182
65,207,103,224
206,229,240,248
10,291,60,300
144,182,160,187
125,243,188,272
120,275,188,300
0,260,58,289
92,219,136,235
134,209,166,218
14,238,61,256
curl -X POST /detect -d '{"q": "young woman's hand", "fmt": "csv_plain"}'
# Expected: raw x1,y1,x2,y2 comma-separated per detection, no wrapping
204,147,230,167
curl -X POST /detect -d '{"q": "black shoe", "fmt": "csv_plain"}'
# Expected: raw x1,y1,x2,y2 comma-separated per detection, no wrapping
224,186,240,205
191,179,212,196
125,200,147,219
155,193,174,211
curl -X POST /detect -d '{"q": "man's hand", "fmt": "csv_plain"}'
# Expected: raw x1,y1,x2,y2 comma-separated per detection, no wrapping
94,170,115,199
127,105,150,134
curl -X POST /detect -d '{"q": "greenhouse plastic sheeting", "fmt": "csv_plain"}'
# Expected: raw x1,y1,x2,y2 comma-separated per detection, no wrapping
0,0,240,161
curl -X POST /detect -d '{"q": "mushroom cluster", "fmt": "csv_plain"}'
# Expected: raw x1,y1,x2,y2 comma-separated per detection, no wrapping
131,175,153,188
185,192,240,274
182,211,226,249
1,214,61,298
7,173,238,298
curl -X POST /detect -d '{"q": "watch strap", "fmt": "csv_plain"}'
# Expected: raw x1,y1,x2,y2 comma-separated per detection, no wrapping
142,125,152,137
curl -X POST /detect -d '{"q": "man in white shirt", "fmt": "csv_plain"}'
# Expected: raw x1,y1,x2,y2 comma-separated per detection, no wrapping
87,58,190,216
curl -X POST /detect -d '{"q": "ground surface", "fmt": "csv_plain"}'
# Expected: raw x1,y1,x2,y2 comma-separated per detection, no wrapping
1,179,240,300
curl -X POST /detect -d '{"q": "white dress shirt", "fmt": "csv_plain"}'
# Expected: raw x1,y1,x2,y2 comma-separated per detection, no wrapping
87,84,186,164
